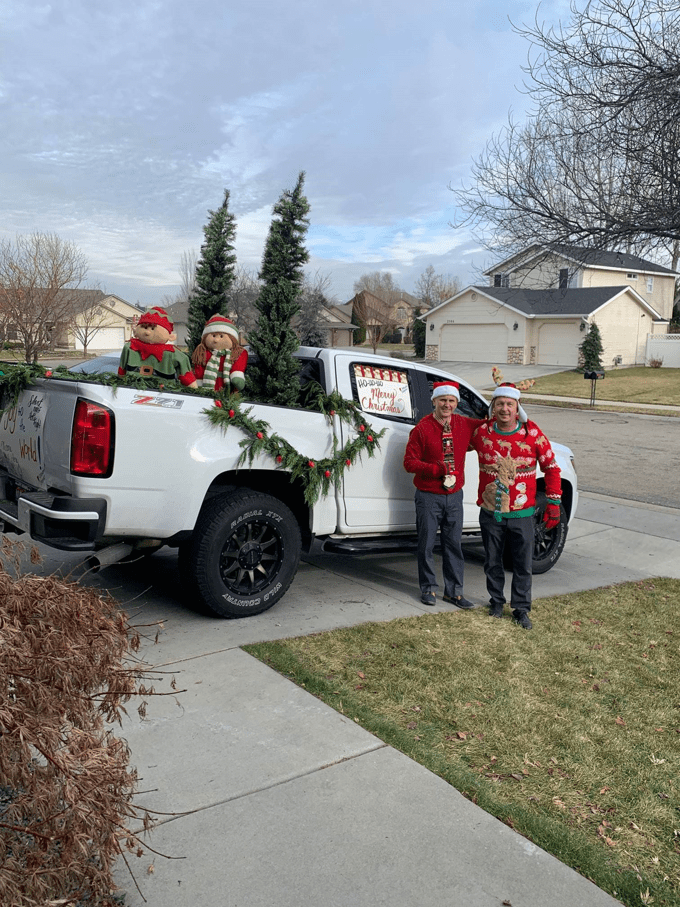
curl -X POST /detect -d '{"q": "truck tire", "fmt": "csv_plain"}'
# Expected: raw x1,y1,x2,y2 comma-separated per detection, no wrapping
531,491,568,574
180,489,302,618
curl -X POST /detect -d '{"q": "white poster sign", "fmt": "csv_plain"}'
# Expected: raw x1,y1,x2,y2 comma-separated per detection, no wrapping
354,365,412,418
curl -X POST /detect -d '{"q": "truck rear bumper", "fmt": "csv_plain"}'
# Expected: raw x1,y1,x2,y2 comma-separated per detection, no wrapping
0,483,106,551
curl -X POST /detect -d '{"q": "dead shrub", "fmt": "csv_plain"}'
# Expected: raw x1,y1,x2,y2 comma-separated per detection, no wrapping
648,357,664,368
0,545,153,906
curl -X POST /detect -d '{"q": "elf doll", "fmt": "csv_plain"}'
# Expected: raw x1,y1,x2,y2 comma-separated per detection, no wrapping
191,315,248,393
118,307,197,387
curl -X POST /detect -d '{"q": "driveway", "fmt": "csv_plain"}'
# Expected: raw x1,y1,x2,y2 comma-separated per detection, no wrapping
432,359,571,390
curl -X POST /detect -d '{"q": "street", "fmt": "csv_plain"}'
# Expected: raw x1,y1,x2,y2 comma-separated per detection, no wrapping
526,403,680,509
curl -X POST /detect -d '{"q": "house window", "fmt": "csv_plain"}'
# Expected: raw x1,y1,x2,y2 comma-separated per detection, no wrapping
559,268,569,289
646,276,654,293
493,273,509,288
627,273,638,280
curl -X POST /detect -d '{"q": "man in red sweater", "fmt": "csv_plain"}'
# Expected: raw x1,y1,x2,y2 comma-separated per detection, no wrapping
469,383,562,629
403,381,483,608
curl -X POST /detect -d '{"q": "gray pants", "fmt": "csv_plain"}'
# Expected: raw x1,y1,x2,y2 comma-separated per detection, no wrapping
479,508,533,612
415,488,465,597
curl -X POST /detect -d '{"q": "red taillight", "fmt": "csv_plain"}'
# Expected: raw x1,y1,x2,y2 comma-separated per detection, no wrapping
71,399,114,477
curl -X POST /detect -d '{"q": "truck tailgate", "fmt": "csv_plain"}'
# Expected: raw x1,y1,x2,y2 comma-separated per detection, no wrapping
0,379,77,493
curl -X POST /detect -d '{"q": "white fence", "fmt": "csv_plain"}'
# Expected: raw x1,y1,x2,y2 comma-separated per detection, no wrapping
645,334,680,368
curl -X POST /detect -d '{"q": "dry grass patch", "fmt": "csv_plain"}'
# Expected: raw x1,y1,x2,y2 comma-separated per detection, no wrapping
246,578,680,907
521,367,680,405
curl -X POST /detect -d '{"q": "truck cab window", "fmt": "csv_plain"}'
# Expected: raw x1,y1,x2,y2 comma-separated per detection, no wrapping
425,372,488,419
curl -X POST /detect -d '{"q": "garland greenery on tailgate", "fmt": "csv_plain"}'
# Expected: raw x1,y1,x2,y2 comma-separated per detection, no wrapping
0,366,385,507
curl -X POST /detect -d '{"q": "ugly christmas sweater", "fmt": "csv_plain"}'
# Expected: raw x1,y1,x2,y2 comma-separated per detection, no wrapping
469,419,561,518
403,413,484,495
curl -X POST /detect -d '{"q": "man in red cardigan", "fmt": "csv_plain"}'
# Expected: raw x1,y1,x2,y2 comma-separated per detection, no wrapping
403,381,484,608
469,383,562,629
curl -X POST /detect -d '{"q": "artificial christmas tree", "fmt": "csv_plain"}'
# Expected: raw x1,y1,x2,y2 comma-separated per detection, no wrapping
186,189,237,353
247,172,310,407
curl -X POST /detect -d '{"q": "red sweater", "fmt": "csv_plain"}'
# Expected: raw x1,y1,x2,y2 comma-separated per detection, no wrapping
404,413,483,495
194,347,248,391
469,420,561,517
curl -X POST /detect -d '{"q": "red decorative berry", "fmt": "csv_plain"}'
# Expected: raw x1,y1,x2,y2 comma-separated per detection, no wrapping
359,424,365,432
228,409,235,418
276,455,283,463
214,400,223,408
367,435,373,442
308,460,315,468
346,459,351,466
329,409,335,416
325,470,331,478
256,431,263,439
45,369,53,377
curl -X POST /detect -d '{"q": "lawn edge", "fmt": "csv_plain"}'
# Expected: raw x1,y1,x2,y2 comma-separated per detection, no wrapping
243,639,679,907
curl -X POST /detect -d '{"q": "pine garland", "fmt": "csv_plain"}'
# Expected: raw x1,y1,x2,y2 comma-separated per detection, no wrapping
0,366,385,507
205,384,385,506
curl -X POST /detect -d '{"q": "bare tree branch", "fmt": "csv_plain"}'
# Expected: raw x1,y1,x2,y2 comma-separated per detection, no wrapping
0,233,89,363
453,0,680,262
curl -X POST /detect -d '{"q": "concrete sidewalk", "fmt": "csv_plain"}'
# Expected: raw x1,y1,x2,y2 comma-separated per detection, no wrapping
113,495,680,906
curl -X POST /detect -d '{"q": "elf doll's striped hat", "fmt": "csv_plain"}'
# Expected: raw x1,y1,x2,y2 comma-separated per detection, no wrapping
202,315,239,341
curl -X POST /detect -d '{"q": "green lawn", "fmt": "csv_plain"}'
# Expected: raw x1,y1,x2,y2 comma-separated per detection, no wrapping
523,367,680,405
245,578,680,907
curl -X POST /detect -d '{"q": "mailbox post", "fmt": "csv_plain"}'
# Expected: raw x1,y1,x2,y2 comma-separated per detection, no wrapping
583,369,605,406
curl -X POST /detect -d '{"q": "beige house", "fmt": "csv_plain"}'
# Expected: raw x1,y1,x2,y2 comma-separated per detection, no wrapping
314,301,357,347
424,246,677,367
67,292,142,352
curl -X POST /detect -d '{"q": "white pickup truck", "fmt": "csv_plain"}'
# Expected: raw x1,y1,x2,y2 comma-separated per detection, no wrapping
0,347,577,617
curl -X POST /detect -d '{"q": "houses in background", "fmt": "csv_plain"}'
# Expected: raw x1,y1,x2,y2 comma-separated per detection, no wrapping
165,298,357,348
423,245,678,368
347,289,422,344
68,292,142,351
1,289,142,353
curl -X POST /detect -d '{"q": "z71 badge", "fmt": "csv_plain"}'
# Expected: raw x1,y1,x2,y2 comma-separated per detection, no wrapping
131,395,184,409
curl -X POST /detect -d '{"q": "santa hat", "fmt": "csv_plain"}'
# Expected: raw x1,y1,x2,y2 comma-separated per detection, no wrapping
431,380,460,401
139,306,173,333
490,382,528,423
202,315,239,341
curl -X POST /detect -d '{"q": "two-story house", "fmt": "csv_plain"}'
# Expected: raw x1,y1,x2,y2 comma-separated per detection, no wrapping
424,245,677,367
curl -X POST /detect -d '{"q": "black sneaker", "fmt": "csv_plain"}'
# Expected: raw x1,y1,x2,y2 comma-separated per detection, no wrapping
489,604,503,618
420,591,436,606
512,610,533,630
443,594,475,609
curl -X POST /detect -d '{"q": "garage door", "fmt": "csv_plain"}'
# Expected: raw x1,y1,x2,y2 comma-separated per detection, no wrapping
440,324,508,362
537,323,582,366
74,327,125,351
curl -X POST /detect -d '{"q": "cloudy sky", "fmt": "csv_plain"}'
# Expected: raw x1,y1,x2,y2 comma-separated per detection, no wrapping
1,0,570,307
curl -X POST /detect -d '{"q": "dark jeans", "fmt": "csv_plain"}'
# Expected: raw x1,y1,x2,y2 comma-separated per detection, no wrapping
479,508,533,612
415,488,465,597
